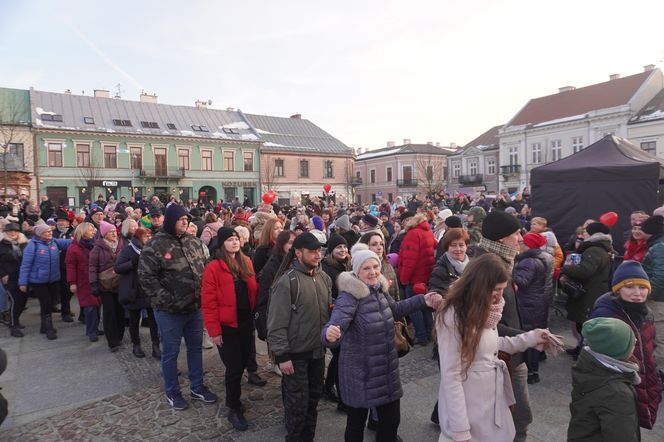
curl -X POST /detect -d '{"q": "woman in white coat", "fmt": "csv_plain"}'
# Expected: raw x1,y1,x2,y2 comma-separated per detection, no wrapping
436,253,551,442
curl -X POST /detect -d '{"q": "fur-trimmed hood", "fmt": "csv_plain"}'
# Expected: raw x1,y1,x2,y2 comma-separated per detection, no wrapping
337,271,389,300
405,213,429,230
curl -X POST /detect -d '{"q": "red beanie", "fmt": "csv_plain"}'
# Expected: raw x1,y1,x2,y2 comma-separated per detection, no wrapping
522,232,546,249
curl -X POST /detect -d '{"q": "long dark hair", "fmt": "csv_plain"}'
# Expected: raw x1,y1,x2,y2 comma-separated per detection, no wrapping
271,230,296,260
437,254,510,378
215,242,254,279
359,232,386,259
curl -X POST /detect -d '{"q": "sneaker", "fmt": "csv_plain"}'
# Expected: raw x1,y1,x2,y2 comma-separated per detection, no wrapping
190,386,218,404
132,344,146,358
96,330,105,336
110,346,120,353
323,386,339,403
10,326,24,338
527,373,540,384
89,335,98,342
247,372,267,387
62,314,74,323
227,408,248,431
166,393,189,410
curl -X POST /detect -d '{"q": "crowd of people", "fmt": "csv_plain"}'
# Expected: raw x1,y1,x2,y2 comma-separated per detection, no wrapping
0,189,662,441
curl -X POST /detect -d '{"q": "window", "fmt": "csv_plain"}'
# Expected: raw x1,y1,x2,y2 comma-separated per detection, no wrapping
509,146,519,165
275,159,284,177
201,150,213,171
166,123,177,130
386,167,392,182
191,125,209,132
426,165,434,181
402,166,413,181
76,144,90,167
48,143,63,167
104,145,117,168
154,148,167,176
244,152,254,172
222,128,240,135
299,160,309,177
452,162,460,178
112,119,132,127
388,193,393,202
531,143,542,163
486,158,496,175
140,121,160,129
370,169,376,183
83,117,94,124
551,140,562,161
356,171,361,179
641,141,656,154
572,136,584,153
224,151,234,171
130,147,142,169
178,148,190,170
42,114,63,122
324,160,334,178
468,159,478,175
3,143,24,169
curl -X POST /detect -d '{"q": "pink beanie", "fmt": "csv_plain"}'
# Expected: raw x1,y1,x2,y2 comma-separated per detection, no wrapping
33,223,52,238
99,221,115,238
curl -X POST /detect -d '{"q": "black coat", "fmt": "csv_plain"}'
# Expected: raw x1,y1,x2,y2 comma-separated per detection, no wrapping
255,253,283,340
252,244,271,276
321,254,350,300
114,238,149,310
0,237,27,292
428,253,463,295
513,248,551,330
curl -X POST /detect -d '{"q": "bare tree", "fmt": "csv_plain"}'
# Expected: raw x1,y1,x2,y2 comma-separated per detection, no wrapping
416,155,446,199
260,153,280,193
0,101,26,197
77,143,102,202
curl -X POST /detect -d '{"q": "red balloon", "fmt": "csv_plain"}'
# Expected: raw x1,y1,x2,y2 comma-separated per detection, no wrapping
323,184,332,193
599,211,619,228
262,193,275,204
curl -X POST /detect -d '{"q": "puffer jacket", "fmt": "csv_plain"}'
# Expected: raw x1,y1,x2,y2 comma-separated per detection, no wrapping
18,237,71,286
115,238,149,310
513,248,552,330
138,230,208,314
200,221,224,246
398,214,436,285
562,234,612,323
0,234,28,292
65,240,99,308
590,293,661,429
428,252,464,295
321,272,426,409
89,237,124,292
642,234,664,302
567,349,640,442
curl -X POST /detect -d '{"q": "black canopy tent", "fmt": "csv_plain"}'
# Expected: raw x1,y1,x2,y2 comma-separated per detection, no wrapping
530,135,664,253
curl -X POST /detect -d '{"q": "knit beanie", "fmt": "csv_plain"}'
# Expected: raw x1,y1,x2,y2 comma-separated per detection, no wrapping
582,317,636,361
641,215,664,236
327,233,348,252
33,223,51,238
469,206,486,224
217,227,239,244
612,260,651,294
586,222,610,236
399,211,415,223
99,221,115,238
352,248,380,276
362,214,379,228
163,204,190,236
482,210,521,241
522,232,546,249
445,216,463,229
4,222,20,232
438,208,453,222
335,214,351,232
312,215,324,231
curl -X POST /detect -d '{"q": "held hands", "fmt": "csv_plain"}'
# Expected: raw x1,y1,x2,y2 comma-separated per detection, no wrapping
211,335,223,347
19,285,27,293
70,284,77,294
1,275,8,285
326,325,341,343
423,292,443,310
279,360,295,376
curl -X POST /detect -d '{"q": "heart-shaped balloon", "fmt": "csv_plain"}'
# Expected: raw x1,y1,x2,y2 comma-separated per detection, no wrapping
599,211,619,228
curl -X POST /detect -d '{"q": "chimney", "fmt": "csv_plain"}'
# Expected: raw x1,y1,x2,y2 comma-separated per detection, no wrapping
644,64,656,72
140,92,158,104
609,73,620,81
403,138,411,145
290,113,302,119
387,141,395,147
226,107,235,112
94,89,110,98
427,141,433,145
435,142,440,147
195,100,208,109
558,86,576,93
450,142,457,149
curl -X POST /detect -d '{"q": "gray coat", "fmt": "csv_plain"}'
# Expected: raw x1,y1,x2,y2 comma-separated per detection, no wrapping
322,272,426,409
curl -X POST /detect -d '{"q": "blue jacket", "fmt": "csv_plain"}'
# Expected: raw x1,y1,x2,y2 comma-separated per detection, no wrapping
322,271,426,409
18,237,71,286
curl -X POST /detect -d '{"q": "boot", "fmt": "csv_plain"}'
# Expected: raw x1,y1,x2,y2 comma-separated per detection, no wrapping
152,341,161,360
44,315,57,340
61,313,74,323
10,326,24,338
132,344,146,358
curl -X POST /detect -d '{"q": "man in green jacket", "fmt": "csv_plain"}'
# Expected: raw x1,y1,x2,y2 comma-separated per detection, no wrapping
640,214,664,383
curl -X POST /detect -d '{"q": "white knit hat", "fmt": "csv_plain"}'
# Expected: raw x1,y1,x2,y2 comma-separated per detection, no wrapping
351,242,380,275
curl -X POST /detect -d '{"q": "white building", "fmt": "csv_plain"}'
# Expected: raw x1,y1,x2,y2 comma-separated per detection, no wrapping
447,125,501,195
628,89,664,157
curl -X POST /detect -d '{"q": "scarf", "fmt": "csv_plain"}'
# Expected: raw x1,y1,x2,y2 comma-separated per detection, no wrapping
584,347,641,385
10,240,23,260
478,237,518,272
486,296,505,329
129,241,142,255
585,232,613,244
104,239,118,253
445,251,469,274
619,299,648,327
80,238,95,250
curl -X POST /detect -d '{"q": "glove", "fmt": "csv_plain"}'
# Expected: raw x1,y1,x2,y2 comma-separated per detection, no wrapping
91,282,100,296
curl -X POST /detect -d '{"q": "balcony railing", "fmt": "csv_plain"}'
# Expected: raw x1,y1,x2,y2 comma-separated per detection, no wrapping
500,165,521,176
0,157,29,172
350,176,363,186
140,166,186,179
458,174,483,185
397,178,418,187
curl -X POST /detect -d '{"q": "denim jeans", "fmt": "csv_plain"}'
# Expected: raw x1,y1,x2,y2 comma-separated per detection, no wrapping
404,284,432,343
153,309,204,397
83,306,100,339
0,284,7,311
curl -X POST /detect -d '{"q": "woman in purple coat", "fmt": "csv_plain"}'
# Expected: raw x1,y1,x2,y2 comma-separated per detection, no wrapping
322,249,442,441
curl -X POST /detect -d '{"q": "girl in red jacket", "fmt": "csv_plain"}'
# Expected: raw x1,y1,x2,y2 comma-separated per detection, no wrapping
202,227,258,432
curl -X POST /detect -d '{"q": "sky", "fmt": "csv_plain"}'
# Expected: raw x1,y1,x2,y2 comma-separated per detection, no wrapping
1,0,663,150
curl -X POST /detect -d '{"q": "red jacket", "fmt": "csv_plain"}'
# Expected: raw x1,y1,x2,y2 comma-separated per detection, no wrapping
65,240,100,308
398,214,436,285
202,257,258,338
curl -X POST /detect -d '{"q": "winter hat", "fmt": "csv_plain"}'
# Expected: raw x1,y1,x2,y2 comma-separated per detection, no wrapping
641,215,664,236
217,227,239,244
46,218,56,226
312,216,324,231
163,204,190,236
234,225,250,242
335,214,351,231
99,221,115,238
444,216,463,229
326,233,348,252
4,222,20,232
437,208,453,222
582,317,636,361
362,214,379,228
468,206,486,224
386,253,399,268
190,208,201,217
351,248,380,276
292,232,322,250
33,223,52,238
482,210,521,241
505,207,517,215
399,211,415,223
585,222,610,236
233,208,249,222
522,232,547,249
149,208,164,218
56,210,70,221
612,260,651,294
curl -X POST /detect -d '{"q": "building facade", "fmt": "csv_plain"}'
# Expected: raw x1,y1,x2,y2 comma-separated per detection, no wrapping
498,66,664,192
447,125,501,195
0,88,35,199
628,89,664,157
355,141,456,204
